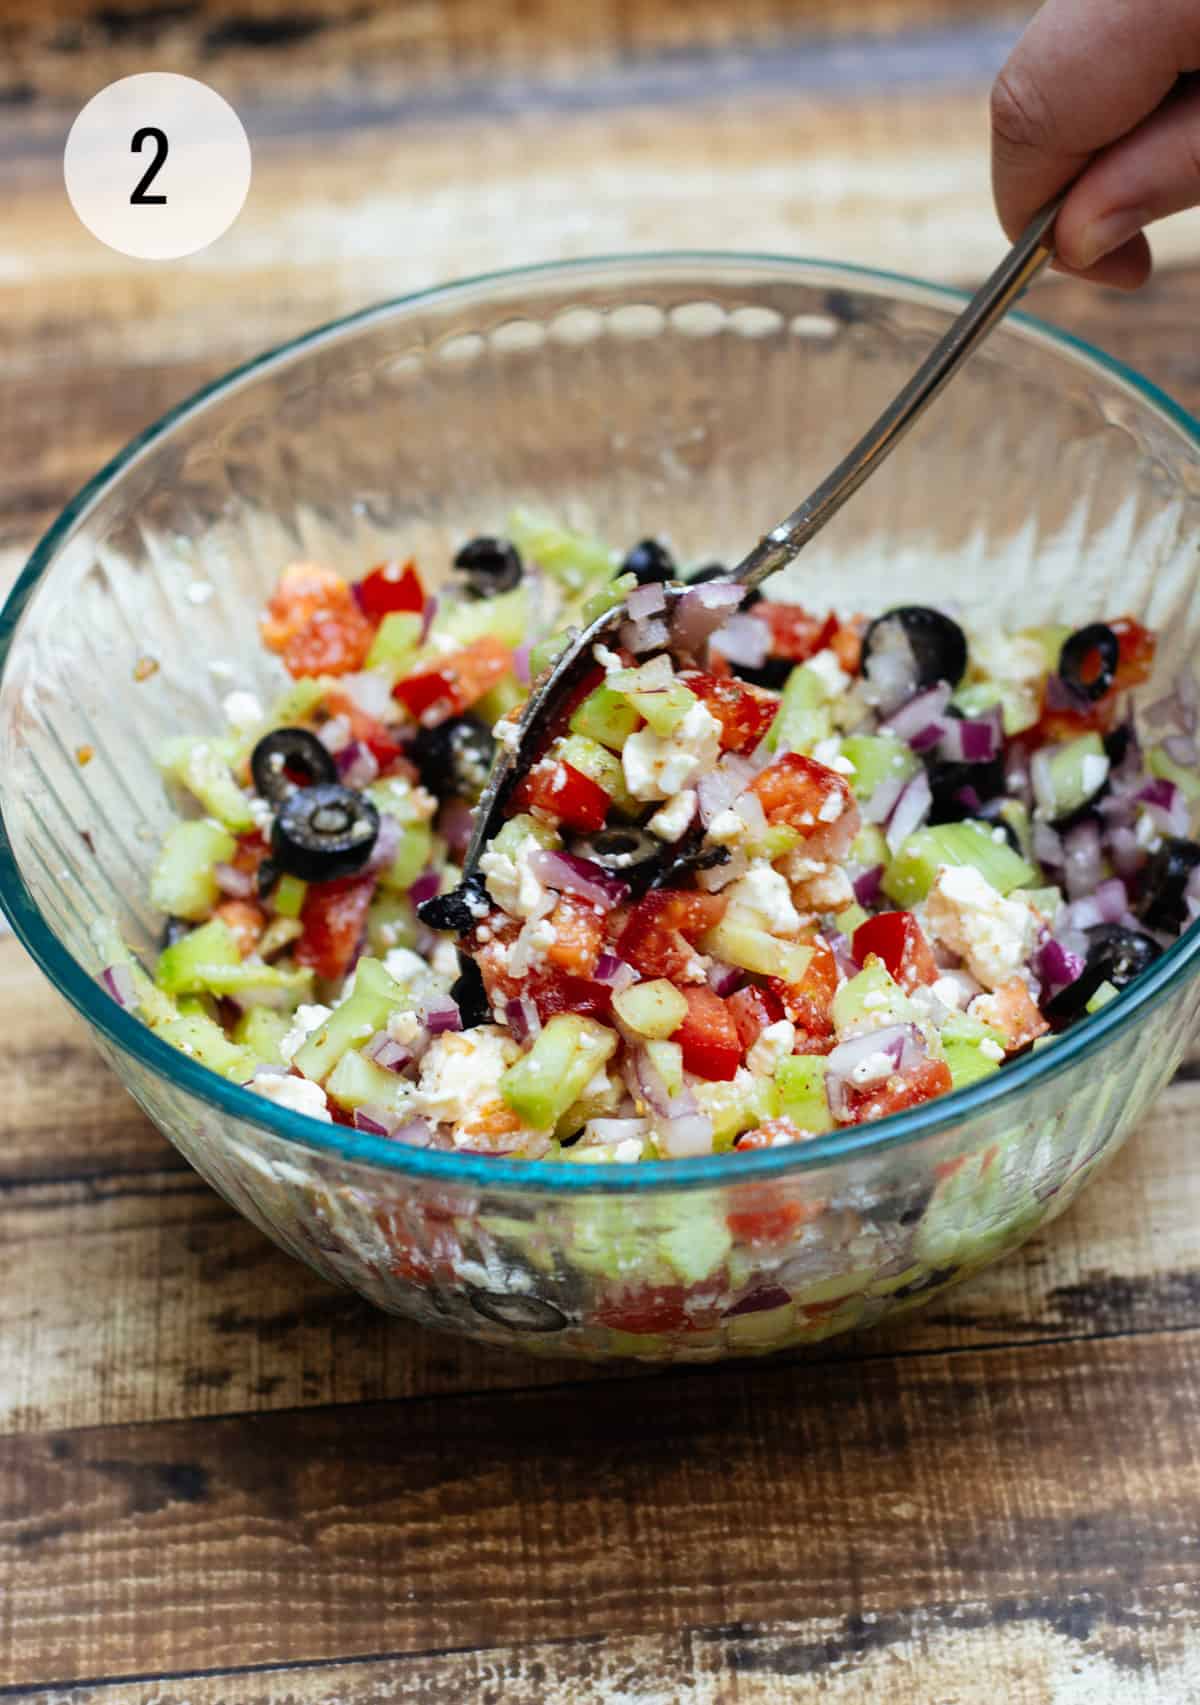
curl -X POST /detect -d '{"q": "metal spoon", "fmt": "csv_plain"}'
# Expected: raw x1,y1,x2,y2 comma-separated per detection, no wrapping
458,193,1067,888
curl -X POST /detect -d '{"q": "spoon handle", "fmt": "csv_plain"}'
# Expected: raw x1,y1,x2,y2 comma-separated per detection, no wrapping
732,191,1070,591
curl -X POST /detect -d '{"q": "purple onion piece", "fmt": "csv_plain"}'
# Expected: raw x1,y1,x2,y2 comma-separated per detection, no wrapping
861,772,906,826
710,612,771,669
724,1284,793,1317
365,813,402,876
408,868,441,908
886,769,932,854
512,642,532,686
1033,937,1085,996
364,1031,414,1072
528,847,630,909
658,1111,715,1158
881,682,951,742
853,864,884,907
706,959,743,996
420,596,438,643
101,963,137,1009
1163,733,1198,767
354,1106,397,1137
391,1117,434,1147
504,995,542,1044
671,583,743,655
420,994,462,1034
594,953,637,991
627,581,667,620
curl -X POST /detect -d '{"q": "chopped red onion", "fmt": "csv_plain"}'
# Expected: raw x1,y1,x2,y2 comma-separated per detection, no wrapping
354,1106,398,1137
318,714,352,755
337,741,380,791
706,960,743,996
214,861,255,899
1137,778,1191,838
711,612,771,669
885,769,932,854
734,790,767,834
882,682,952,743
528,848,630,909
620,615,670,655
101,962,137,1009
853,864,884,907
1005,739,1033,808
504,995,542,1044
409,868,441,908
364,1031,414,1072
1163,734,1198,767
512,642,532,686
724,1284,793,1317
1062,818,1103,900
671,582,743,655
825,1024,925,1120
365,813,402,876
420,596,438,643
861,772,906,826
1093,876,1129,923
659,1111,715,1158
1033,937,1084,996
1032,819,1064,868
627,581,667,620
939,707,1002,765
594,953,637,992
827,930,860,979
420,993,462,1033
908,722,948,754
1108,824,1144,879
391,1117,434,1147
438,798,475,860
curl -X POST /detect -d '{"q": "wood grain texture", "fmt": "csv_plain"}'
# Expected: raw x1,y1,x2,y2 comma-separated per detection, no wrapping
4,1330,1200,1688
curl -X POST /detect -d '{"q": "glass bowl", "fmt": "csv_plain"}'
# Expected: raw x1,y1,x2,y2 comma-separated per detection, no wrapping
4,254,1200,1364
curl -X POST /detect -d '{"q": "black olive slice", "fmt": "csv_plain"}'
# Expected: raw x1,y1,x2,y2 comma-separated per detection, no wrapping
250,727,338,804
451,950,493,1028
1044,922,1162,1023
452,536,523,598
1058,624,1119,704
622,538,676,585
271,784,379,882
416,873,491,935
410,716,496,803
861,606,968,693
1139,836,1200,934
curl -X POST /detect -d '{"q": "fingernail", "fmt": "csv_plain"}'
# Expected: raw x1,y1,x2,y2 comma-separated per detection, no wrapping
1073,209,1148,270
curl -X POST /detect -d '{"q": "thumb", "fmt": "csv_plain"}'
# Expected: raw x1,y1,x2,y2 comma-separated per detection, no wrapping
1056,76,1200,282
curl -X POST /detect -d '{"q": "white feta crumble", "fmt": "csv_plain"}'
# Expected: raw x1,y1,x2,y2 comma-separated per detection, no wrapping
278,1003,333,1064
979,1038,1006,1063
613,1137,644,1164
593,643,624,674
249,1072,332,1121
415,1027,520,1126
494,715,521,751
479,833,550,919
431,938,461,981
383,946,433,987
812,736,855,776
923,865,1037,991
222,690,263,733
785,849,853,911
1081,753,1110,797
387,1009,425,1045
707,808,746,846
849,1050,896,1087
247,796,275,835
1135,811,1163,852
806,648,850,697
208,659,235,681
727,863,802,934
746,1018,796,1077
931,975,968,1012
647,790,697,841
622,701,722,800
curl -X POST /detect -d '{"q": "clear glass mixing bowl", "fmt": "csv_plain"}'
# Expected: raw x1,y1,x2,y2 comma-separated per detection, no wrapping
3,255,1200,1362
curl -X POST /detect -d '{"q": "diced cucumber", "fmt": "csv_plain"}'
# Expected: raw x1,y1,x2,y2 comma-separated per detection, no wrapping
491,812,561,860
149,819,238,923
325,1048,408,1112
725,1300,797,1349
1086,980,1119,1014
156,918,240,993
91,920,177,1026
850,824,889,870
700,916,814,983
609,665,697,738
613,979,689,1040
556,734,636,816
365,773,432,828
1012,884,1063,921
840,735,919,800
154,1011,255,1080
529,632,570,680
378,821,434,893
158,736,255,833
507,507,616,592
581,572,637,626
742,824,801,863
366,891,419,955
570,683,641,751
474,673,525,727
499,1014,618,1130
232,1006,293,1066
1022,623,1074,672
834,902,869,937
768,661,834,754
1149,744,1200,804
1034,733,1108,822
953,679,1039,737
178,959,313,1009
269,677,329,727
941,1007,1005,1047
882,820,1038,908
658,1203,733,1285
365,611,422,674
942,1036,1002,1090
831,959,916,1034
293,957,405,1081
645,1040,684,1099
432,585,529,651
996,799,1033,859
258,917,302,960
775,1053,834,1133
694,1077,777,1150
271,874,307,920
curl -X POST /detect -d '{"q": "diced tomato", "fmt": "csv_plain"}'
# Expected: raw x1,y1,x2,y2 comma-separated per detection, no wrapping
761,603,837,663
471,918,615,1022
852,911,938,992
671,985,742,1081
977,977,1050,1051
681,671,778,755
736,1117,813,1151
393,635,513,724
615,889,728,981
322,692,408,776
511,758,611,833
1112,616,1157,690
750,753,859,859
726,1188,818,1244
768,935,838,1039
727,984,786,1052
594,1279,726,1336
845,1056,952,1125
829,617,865,676
282,606,374,679
213,899,266,957
294,874,377,982
232,831,271,882
531,973,614,1024
544,896,606,976
354,559,425,621
260,561,353,653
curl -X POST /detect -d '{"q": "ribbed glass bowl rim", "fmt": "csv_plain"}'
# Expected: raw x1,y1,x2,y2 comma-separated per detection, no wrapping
3,251,1200,1196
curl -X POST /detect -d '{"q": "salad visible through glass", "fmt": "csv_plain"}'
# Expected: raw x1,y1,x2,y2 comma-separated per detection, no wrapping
96,512,1200,1163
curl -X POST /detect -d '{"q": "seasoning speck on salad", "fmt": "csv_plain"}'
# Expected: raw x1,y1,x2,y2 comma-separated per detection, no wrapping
96,512,1200,1162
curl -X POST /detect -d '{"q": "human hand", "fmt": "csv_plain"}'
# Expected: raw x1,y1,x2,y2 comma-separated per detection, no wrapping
992,0,1200,288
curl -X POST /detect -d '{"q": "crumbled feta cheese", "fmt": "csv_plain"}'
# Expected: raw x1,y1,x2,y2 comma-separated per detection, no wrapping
494,715,521,751
812,736,855,775
613,1137,644,1164
931,975,968,1012
387,1009,425,1045
1135,811,1163,852
593,643,624,674
622,702,722,800
849,1050,896,1087
1081,753,1110,797
480,833,550,919
785,849,853,911
222,690,263,733
208,659,235,681
278,1003,333,1064
647,790,697,841
383,946,432,987
747,1018,796,1076
817,789,845,823
806,648,850,697
247,796,274,835
415,1028,520,1127
249,1072,332,1121
979,1038,1006,1063
923,865,1037,991
431,938,461,981
707,809,746,846
727,863,802,934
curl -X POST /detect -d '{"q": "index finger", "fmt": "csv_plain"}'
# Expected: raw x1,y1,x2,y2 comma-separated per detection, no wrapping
991,0,1194,241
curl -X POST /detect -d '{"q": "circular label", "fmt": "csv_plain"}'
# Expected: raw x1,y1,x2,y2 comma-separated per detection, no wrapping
64,74,252,260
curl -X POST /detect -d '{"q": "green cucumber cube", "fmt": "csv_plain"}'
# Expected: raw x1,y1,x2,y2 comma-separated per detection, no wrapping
158,736,256,833
365,611,422,674
232,1006,293,1065
609,668,697,738
507,508,616,591
581,573,638,625
474,673,525,727
768,661,834,754
499,1014,618,1130
1037,733,1108,821
1148,744,1200,804
556,734,636,816
882,820,1037,908
831,960,916,1034
644,1040,684,1099
491,812,561,860
153,1011,255,1080
613,979,689,1040
1086,979,1119,1014
156,918,240,994
293,957,405,1081
570,683,641,751
942,1036,1002,1090
325,1048,408,1112
834,902,869,938
149,819,238,922
775,1053,834,1133
529,633,570,680
840,734,919,800
433,585,529,651
378,821,434,893
701,916,814,983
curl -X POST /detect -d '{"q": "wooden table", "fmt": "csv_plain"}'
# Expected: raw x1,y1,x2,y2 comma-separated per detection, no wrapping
5,3,1200,1699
